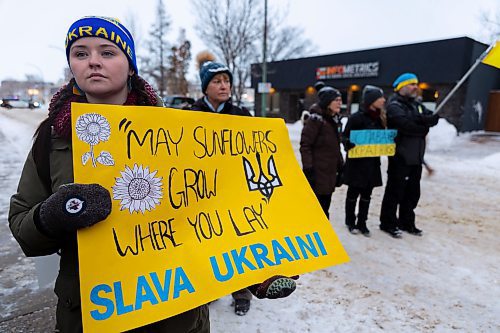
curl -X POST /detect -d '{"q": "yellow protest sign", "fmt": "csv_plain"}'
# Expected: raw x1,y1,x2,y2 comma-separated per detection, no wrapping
72,103,349,332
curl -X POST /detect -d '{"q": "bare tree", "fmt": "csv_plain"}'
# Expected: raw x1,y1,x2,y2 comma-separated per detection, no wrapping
192,0,262,103
267,24,313,62
192,0,314,104
167,29,192,95
140,0,171,97
124,12,142,51
480,7,500,42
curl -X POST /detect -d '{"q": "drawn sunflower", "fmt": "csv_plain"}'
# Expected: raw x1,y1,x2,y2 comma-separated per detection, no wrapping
76,113,111,145
75,113,114,167
113,164,163,214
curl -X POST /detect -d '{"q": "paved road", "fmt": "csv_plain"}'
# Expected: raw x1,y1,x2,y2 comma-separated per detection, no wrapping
0,108,57,332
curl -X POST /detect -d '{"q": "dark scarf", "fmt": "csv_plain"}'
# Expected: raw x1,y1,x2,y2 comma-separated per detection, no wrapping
49,81,158,139
366,108,381,121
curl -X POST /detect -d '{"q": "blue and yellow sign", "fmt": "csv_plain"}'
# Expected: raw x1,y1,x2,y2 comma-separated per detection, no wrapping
348,129,397,158
72,103,349,332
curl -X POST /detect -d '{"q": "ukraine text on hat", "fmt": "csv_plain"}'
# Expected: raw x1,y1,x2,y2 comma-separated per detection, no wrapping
65,26,134,59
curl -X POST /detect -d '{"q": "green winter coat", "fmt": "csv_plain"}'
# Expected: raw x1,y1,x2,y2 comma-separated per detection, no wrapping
9,109,210,333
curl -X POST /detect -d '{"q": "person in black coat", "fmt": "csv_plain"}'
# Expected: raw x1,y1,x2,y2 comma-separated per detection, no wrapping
186,51,297,316
300,87,344,218
379,73,439,238
342,85,386,237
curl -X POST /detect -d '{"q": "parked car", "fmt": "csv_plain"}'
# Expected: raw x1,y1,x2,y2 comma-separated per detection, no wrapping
164,95,195,109
0,98,40,109
239,101,255,116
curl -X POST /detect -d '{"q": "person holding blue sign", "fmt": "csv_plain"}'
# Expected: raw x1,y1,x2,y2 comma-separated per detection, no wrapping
379,73,439,238
8,16,212,332
342,85,387,236
300,86,344,218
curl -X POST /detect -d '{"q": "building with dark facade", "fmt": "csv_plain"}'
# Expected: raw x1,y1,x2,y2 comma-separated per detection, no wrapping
251,37,500,132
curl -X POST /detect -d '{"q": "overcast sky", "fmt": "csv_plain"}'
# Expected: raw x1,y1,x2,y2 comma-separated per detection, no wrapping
0,0,498,83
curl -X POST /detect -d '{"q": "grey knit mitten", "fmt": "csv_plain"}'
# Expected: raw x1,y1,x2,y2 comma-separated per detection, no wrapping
38,183,111,236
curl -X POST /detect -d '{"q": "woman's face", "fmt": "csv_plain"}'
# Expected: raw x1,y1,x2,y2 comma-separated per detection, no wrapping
69,37,132,104
371,96,386,110
205,73,231,106
328,97,342,114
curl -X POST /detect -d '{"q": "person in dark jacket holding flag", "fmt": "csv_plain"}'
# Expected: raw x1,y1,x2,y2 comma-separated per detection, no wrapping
379,73,439,238
188,51,297,316
342,85,386,237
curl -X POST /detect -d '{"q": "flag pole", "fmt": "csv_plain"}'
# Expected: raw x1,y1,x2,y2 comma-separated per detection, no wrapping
435,42,496,114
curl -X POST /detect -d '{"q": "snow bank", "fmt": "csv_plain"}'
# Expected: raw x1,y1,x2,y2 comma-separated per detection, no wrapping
426,118,457,151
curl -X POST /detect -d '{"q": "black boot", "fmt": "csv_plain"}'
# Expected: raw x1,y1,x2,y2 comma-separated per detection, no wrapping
357,220,370,237
400,224,423,236
356,198,371,237
345,197,358,234
234,299,250,316
379,225,403,238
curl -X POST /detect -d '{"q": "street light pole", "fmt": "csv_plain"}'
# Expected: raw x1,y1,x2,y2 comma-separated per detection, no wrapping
260,0,268,117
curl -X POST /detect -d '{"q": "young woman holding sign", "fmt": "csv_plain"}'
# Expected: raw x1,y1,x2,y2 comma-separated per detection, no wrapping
8,16,211,332
10,18,296,332
342,85,387,237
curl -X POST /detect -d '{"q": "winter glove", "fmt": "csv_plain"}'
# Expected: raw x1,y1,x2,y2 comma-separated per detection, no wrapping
247,275,299,299
36,183,112,238
418,113,440,127
303,168,315,188
343,140,356,151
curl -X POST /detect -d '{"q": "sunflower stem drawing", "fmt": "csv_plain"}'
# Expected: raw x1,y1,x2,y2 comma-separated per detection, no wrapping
89,144,96,167
75,113,115,167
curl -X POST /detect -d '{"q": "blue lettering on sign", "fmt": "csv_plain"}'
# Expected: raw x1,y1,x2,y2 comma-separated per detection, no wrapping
150,269,173,302
270,239,294,264
115,281,133,315
89,266,195,321
231,247,258,274
209,232,328,282
173,267,195,299
250,243,276,268
135,275,159,311
90,284,115,320
350,129,397,145
210,252,234,282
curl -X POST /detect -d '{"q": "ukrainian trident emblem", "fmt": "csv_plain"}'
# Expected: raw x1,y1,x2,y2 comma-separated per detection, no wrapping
242,153,283,202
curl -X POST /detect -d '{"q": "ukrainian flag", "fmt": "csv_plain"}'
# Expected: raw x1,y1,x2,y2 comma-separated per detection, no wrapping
348,129,397,158
482,41,500,69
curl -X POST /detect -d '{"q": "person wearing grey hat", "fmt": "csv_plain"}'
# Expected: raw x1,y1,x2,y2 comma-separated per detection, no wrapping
379,73,439,238
300,86,344,218
342,85,387,237
189,51,244,115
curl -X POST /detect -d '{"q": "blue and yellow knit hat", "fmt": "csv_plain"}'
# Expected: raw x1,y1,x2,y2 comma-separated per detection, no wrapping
65,16,138,74
393,73,418,91
199,61,233,94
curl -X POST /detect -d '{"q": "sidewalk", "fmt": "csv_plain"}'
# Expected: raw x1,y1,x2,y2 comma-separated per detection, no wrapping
0,291,56,332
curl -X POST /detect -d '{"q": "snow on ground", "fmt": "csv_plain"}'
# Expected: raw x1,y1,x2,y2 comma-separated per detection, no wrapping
0,108,48,317
1,109,499,332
